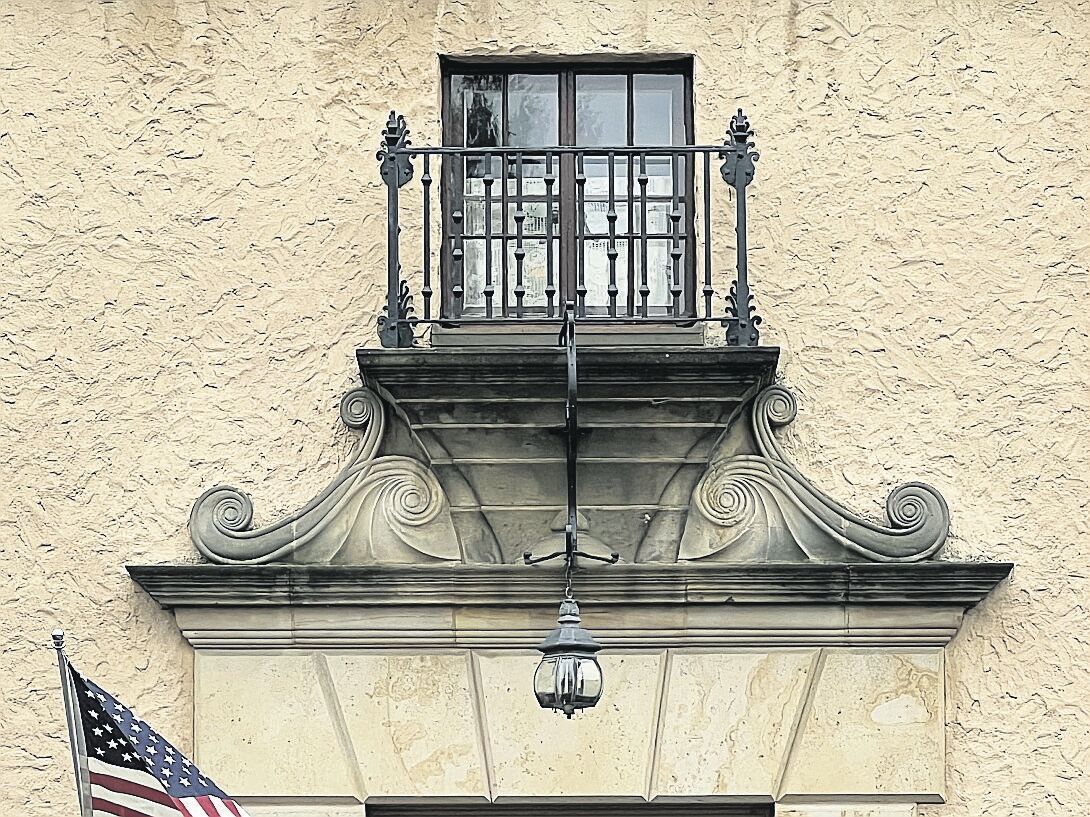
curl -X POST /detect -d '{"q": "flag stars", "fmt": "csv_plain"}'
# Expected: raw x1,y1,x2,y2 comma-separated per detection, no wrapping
94,748,105,756
179,778,190,787
92,727,103,737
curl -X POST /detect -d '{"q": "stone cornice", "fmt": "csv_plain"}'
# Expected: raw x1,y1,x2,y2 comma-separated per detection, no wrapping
127,562,1011,608
128,562,1011,649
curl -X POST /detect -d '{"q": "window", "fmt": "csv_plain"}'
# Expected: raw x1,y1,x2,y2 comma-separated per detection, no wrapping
369,805,771,817
441,58,695,319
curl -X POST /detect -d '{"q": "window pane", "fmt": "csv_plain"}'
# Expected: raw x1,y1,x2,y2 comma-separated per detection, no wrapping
575,74,627,145
633,74,685,145
453,75,501,147
508,74,558,146
463,238,559,314
454,75,502,186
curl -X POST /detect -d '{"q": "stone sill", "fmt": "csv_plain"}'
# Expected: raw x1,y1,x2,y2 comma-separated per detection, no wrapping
355,345,780,400
127,562,1012,609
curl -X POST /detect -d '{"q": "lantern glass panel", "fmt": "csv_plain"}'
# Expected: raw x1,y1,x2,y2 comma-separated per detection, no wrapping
577,657,603,699
534,656,558,705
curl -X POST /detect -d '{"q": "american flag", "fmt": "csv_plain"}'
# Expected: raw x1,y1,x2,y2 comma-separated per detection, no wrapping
65,659,251,817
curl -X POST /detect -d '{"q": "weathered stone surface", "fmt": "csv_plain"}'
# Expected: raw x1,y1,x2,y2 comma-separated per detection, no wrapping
324,653,488,797
654,651,817,797
777,806,917,817
781,650,944,800
194,653,357,797
187,646,945,807
475,651,664,798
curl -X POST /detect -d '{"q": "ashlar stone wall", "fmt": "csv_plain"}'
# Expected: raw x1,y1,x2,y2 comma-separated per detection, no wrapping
1,1,1088,815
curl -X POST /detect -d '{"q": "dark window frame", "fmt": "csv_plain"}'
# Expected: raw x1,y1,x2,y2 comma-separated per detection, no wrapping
439,56,697,320
369,804,772,817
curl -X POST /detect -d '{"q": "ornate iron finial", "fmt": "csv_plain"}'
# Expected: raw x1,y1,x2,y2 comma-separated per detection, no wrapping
377,277,417,348
721,108,759,188
377,111,414,189
721,108,762,346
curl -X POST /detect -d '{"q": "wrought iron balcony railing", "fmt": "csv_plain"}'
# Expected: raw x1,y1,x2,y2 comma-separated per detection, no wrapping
375,109,763,348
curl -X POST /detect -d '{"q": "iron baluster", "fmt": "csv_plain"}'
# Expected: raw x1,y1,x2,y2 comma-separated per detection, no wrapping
626,153,636,317
721,108,762,346
501,152,510,318
452,197,465,318
545,151,556,317
377,111,415,348
638,152,650,317
514,152,526,317
575,154,587,317
422,153,432,320
606,151,619,317
484,151,495,318
669,152,683,318
702,150,713,319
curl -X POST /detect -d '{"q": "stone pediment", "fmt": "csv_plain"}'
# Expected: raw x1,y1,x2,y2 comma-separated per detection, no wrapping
188,346,951,566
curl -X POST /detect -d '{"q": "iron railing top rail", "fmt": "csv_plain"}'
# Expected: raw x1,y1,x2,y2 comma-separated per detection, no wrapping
391,144,739,156
375,109,763,348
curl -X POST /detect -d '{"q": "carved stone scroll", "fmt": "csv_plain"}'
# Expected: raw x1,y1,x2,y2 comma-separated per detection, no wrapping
189,389,459,565
679,386,950,563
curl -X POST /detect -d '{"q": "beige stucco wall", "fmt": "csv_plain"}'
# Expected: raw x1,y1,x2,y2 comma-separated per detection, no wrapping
1,1,1087,815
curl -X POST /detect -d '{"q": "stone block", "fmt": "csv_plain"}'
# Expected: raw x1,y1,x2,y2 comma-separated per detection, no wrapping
194,652,358,797
475,651,665,798
324,653,488,798
654,651,818,797
780,650,944,799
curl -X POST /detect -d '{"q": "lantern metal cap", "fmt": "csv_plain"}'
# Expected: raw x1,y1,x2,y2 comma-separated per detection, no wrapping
536,598,602,656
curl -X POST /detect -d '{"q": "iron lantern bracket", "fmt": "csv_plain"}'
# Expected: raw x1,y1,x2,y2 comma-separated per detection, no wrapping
523,302,620,573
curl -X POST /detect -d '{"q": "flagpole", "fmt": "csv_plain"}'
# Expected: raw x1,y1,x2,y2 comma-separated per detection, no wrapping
52,630,92,817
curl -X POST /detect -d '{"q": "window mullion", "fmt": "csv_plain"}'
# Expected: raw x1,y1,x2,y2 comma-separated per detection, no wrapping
559,69,577,305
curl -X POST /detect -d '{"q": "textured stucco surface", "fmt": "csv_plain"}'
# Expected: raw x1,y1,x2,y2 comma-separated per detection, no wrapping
0,1,1087,815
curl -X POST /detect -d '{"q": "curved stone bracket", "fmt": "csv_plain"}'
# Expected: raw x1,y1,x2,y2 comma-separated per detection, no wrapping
189,389,460,565
679,385,950,563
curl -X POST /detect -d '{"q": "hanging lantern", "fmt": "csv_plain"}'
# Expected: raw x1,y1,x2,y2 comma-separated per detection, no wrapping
533,598,604,717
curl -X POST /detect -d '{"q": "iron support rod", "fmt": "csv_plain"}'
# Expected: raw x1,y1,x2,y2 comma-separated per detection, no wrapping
563,301,578,558
523,302,618,570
